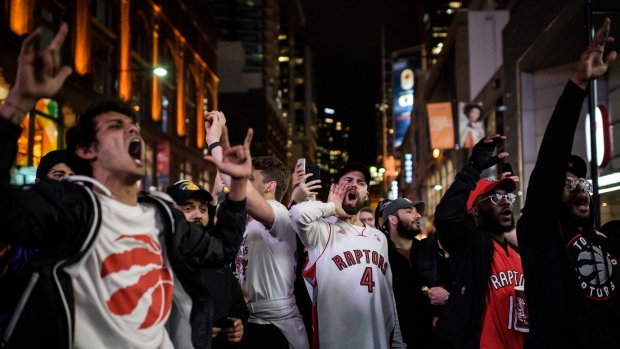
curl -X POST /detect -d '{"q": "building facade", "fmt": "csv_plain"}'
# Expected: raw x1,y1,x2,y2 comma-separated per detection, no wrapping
2,0,220,192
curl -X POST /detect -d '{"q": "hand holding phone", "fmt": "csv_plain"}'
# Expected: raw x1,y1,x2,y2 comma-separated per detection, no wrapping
306,165,321,183
214,317,235,329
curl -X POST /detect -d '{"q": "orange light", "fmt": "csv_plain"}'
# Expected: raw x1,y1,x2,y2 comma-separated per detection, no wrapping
118,0,131,100
74,1,90,74
10,0,31,36
432,149,441,158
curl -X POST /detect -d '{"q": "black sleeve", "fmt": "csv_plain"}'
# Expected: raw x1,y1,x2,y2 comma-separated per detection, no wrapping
517,81,589,252
0,117,92,247
434,165,480,254
172,197,246,269
227,277,249,348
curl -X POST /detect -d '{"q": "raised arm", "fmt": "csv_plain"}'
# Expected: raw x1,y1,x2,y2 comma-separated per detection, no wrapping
518,18,616,249
205,111,276,228
1,24,72,125
0,25,82,245
435,134,507,254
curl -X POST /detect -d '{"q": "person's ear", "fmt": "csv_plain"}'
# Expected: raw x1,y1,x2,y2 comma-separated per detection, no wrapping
75,144,97,161
266,181,277,193
388,215,397,226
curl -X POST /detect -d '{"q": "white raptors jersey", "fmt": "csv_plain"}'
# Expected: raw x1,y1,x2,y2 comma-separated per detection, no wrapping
290,201,398,349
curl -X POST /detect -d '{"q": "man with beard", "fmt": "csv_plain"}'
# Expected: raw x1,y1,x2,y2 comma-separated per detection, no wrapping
434,134,524,349
289,163,405,349
383,198,430,348
517,18,620,348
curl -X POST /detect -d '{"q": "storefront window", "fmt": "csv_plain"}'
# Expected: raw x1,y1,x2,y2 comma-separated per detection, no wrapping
16,98,61,168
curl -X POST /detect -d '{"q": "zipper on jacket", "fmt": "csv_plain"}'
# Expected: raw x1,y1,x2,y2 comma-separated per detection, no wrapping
1,272,40,347
53,183,101,349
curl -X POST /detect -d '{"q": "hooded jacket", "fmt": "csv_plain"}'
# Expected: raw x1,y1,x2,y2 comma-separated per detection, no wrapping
517,81,620,348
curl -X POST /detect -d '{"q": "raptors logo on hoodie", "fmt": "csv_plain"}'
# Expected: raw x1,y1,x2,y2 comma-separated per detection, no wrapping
568,234,619,300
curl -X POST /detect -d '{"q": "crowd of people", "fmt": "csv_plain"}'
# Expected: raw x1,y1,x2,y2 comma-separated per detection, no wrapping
0,17,619,349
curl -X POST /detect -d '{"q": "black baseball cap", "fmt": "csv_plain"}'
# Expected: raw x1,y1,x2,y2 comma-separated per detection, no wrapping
568,155,587,178
382,198,426,225
375,199,392,227
166,180,213,204
337,162,371,184
36,149,67,179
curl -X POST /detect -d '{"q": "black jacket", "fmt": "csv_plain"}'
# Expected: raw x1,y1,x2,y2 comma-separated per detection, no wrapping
0,117,246,349
203,265,249,349
433,165,503,348
388,238,426,348
517,81,620,348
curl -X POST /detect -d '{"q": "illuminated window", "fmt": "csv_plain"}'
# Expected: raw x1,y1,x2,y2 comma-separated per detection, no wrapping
15,98,61,170
184,69,197,147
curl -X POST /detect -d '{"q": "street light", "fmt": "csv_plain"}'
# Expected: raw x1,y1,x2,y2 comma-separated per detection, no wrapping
153,67,168,77
117,66,168,76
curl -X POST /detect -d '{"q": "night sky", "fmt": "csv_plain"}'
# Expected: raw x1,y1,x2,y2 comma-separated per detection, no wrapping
301,0,421,164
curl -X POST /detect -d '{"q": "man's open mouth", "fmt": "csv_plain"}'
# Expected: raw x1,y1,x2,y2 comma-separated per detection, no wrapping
128,138,145,165
344,190,358,205
572,195,589,212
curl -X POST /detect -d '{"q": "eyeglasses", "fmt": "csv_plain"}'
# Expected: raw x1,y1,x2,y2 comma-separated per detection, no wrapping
565,177,593,193
479,192,516,205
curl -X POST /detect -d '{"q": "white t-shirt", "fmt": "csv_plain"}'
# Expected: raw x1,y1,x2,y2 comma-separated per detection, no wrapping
235,200,297,305
66,193,174,349
290,201,399,349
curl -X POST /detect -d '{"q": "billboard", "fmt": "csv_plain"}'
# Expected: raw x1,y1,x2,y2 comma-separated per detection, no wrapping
392,57,419,149
427,102,455,150
458,102,485,148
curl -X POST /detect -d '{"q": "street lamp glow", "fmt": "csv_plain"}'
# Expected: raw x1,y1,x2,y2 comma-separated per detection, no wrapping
153,67,168,77
433,184,443,191
324,108,335,114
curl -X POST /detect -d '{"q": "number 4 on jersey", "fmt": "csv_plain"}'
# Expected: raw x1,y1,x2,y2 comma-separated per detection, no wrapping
360,267,375,293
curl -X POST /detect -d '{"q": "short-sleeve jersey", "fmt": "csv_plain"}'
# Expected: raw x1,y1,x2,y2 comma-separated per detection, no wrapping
293,201,397,349
235,200,297,304
480,239,524,349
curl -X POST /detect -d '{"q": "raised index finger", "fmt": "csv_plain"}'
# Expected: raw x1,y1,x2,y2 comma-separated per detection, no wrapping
244,128,254,149
47,23,68,51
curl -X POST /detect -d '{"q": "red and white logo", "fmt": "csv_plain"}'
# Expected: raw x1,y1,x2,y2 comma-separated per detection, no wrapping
101,234,173,329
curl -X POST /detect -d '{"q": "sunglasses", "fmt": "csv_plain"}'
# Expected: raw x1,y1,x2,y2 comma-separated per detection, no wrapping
565,177,593,194
479,192,516,205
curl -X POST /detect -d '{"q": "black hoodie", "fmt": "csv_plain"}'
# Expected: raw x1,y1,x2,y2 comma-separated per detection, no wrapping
517,81,620,348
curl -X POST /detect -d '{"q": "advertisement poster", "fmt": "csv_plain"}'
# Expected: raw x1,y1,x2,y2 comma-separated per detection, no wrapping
458,102,484,148
427,102,455,150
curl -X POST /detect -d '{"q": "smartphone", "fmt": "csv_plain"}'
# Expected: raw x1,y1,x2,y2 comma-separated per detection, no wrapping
306,165,321,183
297,158,306,171
214,317,235,329
501,163,514,175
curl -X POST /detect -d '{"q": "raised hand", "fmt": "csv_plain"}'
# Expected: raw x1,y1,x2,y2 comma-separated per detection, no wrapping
204,126,252,180
3,24,73,125
468,134,508,172
571,18,617,89
328,182,352,218
205,110,227,146
292,172,322,203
